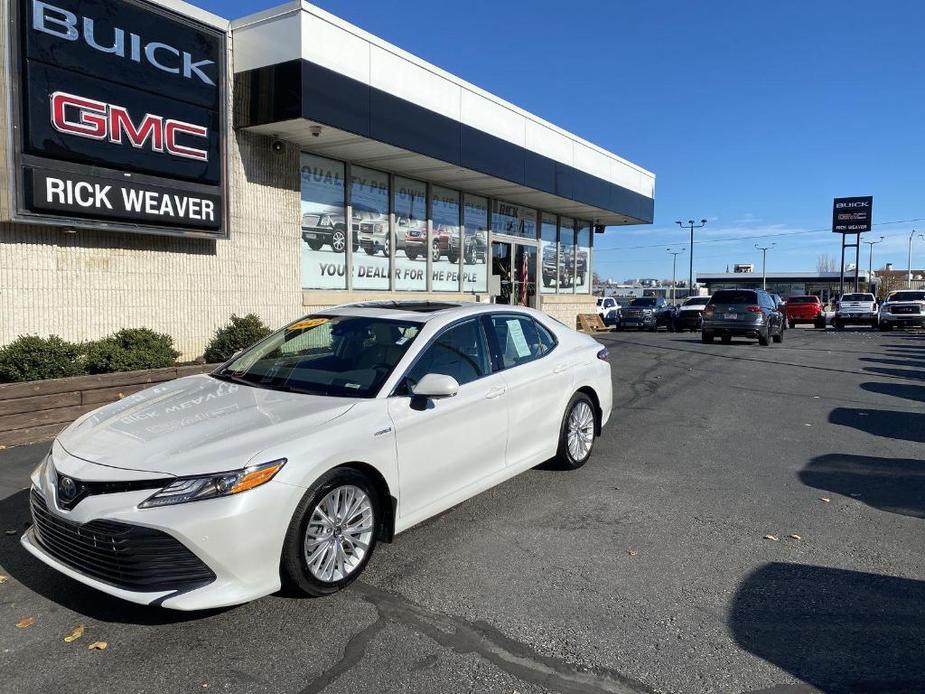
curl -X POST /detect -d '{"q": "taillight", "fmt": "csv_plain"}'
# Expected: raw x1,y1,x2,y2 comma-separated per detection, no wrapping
746,305,762,313
597,348,609,361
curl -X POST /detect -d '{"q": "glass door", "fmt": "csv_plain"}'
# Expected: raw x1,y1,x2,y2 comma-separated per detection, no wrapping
513,244,536,307
491,241,512,304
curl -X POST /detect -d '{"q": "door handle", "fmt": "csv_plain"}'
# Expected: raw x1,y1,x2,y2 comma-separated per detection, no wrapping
485,386,507,399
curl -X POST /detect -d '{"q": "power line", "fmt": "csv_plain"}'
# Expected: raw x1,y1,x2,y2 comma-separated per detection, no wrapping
594,217,925,254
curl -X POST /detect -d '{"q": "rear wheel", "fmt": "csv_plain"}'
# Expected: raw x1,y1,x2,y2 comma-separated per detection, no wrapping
330,228,347,253
772,325,783,343
880,322,892,332
282,468,379,597
363,247,376,256
406,251,419,261
721,335,732,344
758,328,770,346
814,317,826,329
788,320,795,329
306,239,324,251
553,393,596,470
701,332,714,344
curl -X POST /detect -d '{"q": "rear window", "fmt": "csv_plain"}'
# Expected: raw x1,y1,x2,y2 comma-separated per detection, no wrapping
629,298,656,307
841,293,874,302
787,296,820,304
709,290,757,305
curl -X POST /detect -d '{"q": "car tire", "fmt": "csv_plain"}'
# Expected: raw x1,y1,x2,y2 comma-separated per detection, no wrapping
721,335,732,344
814,318,826,329
330,228,347,253
281,467,380,597
363,247,376,256
306,239,324,251
879,322,892,332
431,241,441,262
406,251,418,262
553,393,596,470
447,251,459,264
701,332,714,344
758,327,771,345
772,326,783,343
788,320,795,329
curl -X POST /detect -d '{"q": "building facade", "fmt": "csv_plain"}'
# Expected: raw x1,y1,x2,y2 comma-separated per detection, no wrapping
697,272,870,301
0,0,655,358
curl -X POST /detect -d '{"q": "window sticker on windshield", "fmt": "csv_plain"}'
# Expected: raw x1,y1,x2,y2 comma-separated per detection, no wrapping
345,383,362,389
395,336,410,345
506,319,532,358
288,318,330,331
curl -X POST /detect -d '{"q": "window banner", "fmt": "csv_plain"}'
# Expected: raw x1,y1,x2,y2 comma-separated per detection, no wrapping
300,154,347,290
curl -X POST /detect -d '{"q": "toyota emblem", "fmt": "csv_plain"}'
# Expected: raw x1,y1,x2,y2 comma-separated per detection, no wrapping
58,476,78,502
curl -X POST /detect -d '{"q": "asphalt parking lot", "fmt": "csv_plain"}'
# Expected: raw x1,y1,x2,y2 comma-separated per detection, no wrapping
1,326,923,694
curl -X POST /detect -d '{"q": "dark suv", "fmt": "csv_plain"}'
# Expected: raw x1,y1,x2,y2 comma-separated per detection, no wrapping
618,296,674,331
701,289,784,346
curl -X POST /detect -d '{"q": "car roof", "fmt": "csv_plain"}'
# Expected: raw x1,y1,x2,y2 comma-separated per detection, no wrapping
310,301,549,324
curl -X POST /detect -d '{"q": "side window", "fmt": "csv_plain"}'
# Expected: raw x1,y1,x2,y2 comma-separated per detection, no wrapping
405,320,491,387
489,316,551,369
534,319,557,355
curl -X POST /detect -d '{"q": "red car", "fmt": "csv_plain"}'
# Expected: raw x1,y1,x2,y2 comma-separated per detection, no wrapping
784,295,826,329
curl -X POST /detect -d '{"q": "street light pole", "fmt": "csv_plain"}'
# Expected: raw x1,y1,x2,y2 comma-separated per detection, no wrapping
676,219,707,296
863,236,885,291
909,230,925,288
667,247,685,304
755,243,775,290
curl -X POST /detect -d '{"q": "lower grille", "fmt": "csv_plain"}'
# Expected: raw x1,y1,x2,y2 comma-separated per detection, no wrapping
891,306,921,315
29,490,215,593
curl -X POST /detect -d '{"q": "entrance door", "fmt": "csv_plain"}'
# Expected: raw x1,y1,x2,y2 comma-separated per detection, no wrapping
492,241,536,307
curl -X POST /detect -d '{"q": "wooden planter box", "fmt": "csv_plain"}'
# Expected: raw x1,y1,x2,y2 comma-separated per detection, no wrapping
0,365,218,448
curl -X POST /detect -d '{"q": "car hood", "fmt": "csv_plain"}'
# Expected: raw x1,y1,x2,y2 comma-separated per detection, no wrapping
56,375,356,477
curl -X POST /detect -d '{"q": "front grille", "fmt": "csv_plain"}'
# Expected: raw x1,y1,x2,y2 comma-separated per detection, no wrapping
29,490,215,593
891,305,921,315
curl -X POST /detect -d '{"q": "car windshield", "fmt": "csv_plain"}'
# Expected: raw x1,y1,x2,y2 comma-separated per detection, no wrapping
709,290,757,305
213,315,422,398
629,298,656,307
890,291,925,301
787,296,819,304
684,297,710,306
842,293,874,301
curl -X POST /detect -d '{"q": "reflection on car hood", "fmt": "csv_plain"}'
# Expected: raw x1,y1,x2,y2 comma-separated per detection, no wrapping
56,375,355,477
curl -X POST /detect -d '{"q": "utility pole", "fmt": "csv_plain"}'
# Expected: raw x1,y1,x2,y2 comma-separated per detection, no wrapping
863,236,884,292
909,230,924,288
676,219,707,297
755,242,775,290
667,247,685,304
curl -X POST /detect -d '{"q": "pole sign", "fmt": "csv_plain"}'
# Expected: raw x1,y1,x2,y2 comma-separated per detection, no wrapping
8,0,228,238
832,196,873,234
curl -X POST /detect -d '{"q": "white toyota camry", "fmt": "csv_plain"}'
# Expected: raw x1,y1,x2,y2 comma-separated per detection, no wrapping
23,302,612,610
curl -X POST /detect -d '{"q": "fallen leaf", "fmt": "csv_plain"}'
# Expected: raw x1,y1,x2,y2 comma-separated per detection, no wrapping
789,534,802,541
15,617,34,629
819,497,831,503
88,641,108,650
64,624,84,643
0,575,8,584
763,534,779,542
627,549,638,556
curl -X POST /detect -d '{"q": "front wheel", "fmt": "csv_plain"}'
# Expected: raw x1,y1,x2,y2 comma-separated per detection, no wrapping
879,322,892,332
701,332,714,344
553,393,596,470
281,469,379,597
329,228,347,253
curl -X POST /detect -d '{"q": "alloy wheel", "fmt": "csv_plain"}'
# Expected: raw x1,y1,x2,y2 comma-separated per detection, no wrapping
331,230,346,253
303,485,374,583
566,401,595,461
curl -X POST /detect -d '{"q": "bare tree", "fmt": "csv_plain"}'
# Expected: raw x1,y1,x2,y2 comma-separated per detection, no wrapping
816,254,837,273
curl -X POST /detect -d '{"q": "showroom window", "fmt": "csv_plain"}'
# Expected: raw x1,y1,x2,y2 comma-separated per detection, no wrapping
491,200,537,240
575,220,591,293
559,217,576,292
350,166,390,291
431,186,461,292
300,153,346,290
394,176,427,291
463,194,488,293
540,213,558,294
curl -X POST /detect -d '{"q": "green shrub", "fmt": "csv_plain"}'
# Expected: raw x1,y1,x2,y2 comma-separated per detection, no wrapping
0,335,85,382
85,328,180,374
204,314,272,363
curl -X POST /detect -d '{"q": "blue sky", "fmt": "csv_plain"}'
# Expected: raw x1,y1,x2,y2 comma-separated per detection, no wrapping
205,0,925,282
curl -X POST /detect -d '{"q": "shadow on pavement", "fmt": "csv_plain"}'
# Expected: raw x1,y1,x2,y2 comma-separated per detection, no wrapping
828,407,925,443
799,453,925,520
860,381,925,404
730,563,925,693
0,488,228,625
862,366,925,381
859,356,925,369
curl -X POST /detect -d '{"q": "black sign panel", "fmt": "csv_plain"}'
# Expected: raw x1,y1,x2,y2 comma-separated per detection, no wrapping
25,166,222,229
832,196,873,233
10,0,227,238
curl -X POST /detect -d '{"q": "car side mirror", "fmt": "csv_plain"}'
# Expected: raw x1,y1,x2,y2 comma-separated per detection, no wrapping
411,373,459,399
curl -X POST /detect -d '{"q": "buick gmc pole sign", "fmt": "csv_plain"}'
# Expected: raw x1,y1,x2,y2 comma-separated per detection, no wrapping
7,0,227,238
833,196,873,294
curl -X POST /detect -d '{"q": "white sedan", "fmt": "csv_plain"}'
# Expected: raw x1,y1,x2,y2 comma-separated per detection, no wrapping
22,302,612,610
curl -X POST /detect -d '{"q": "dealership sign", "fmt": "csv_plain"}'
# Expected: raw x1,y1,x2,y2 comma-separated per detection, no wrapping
8,0,227,238
832,196,873,234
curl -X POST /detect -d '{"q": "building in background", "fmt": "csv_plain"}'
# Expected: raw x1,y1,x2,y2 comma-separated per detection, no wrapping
697,272,870,302
0,0,655,357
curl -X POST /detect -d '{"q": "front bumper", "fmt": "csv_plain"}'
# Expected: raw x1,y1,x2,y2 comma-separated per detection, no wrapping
836,312,877,324
620,313,655,328
880,313,925,326
23,461,303,610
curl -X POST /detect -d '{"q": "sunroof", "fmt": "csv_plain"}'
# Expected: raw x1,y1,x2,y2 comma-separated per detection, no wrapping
357,301,463,313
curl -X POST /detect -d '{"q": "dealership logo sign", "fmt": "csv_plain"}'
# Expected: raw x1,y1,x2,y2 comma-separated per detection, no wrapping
50,91,209,161
32,0,216,86
832,196,873,234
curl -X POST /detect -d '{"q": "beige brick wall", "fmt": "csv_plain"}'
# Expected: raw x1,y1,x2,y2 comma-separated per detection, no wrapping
538,294,598,330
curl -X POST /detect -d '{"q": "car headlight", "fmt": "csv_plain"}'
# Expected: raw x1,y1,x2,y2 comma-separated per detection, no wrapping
138,459,286,509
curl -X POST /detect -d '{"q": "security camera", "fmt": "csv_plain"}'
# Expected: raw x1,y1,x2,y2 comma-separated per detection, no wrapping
271,140,285,154
309,125,323,138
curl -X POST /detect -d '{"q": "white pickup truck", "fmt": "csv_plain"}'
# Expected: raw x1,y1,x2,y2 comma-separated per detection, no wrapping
834,292,878,329
878,290,925,331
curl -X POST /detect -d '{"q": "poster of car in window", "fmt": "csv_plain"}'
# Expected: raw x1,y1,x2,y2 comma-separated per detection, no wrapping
8,0,227,238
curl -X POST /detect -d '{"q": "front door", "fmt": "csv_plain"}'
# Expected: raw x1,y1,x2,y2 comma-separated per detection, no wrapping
388,318,509,520
492,241,536,307
492,241,512,304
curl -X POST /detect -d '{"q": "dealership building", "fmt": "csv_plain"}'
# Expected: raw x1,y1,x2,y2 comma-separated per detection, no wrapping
0,0,655,358
696,272,870,301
